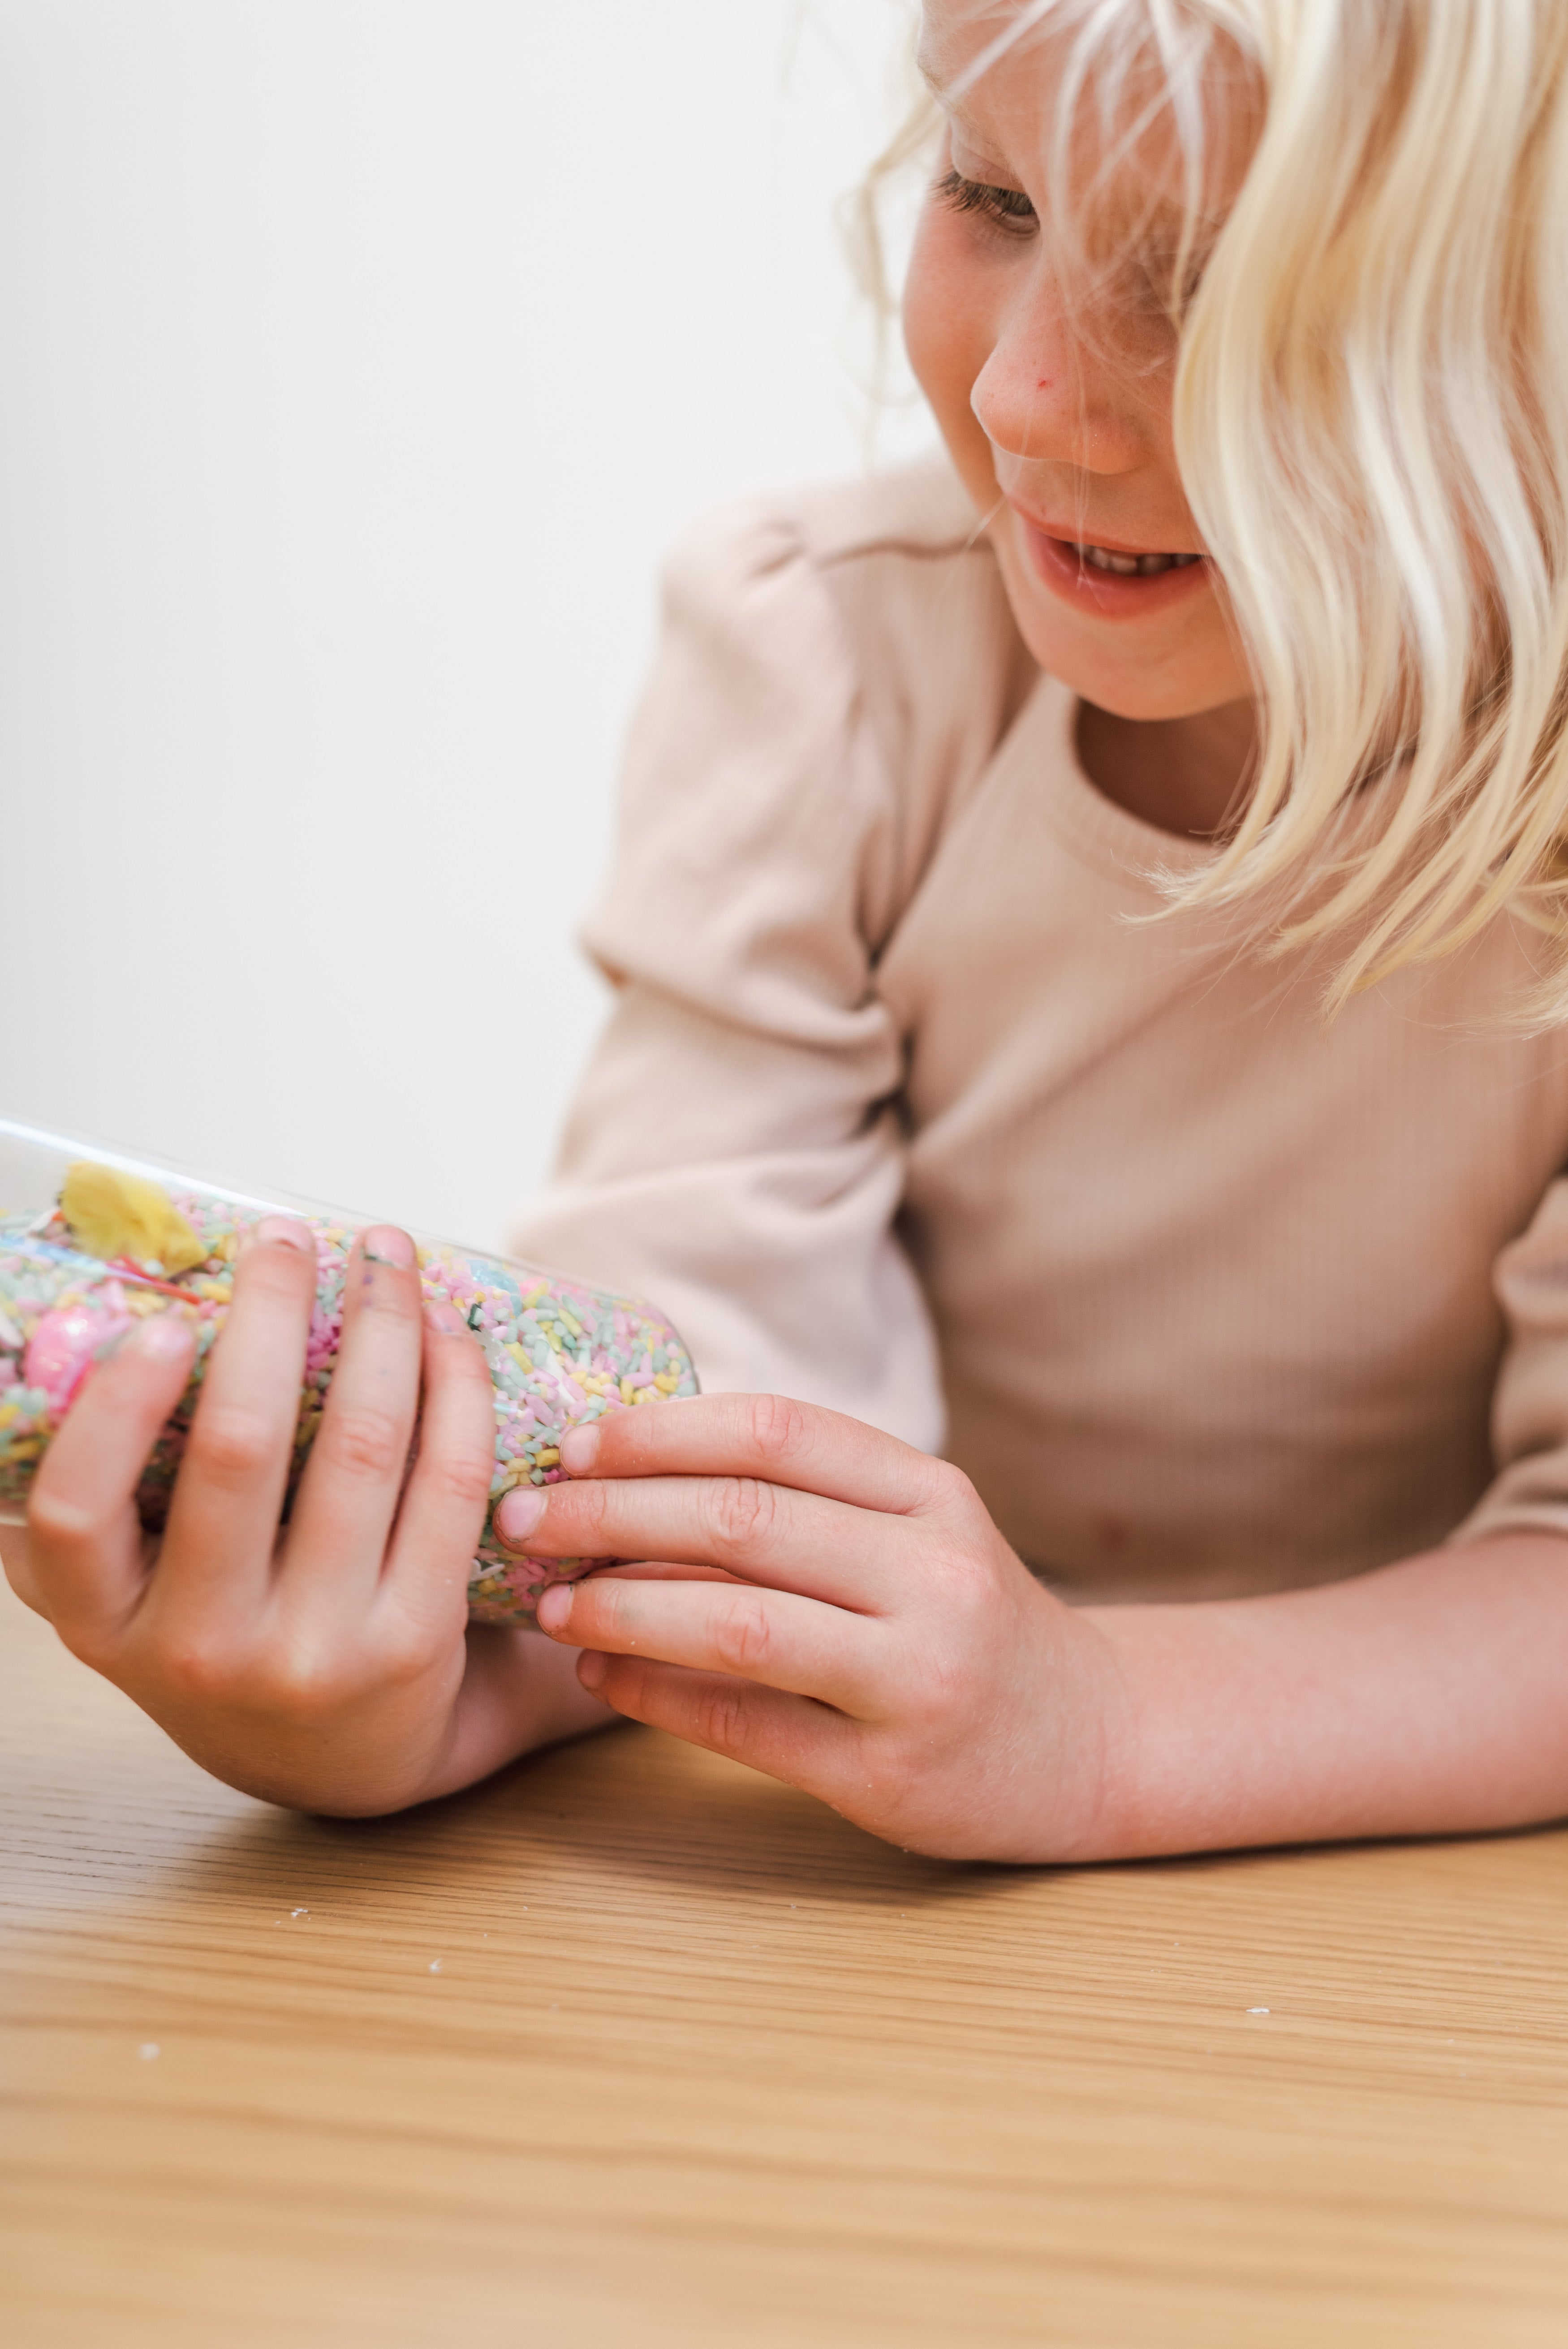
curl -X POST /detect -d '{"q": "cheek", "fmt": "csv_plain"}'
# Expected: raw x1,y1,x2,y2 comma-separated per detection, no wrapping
903,211,997,473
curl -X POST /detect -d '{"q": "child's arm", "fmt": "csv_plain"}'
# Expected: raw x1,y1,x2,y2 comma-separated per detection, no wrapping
1,1217,607,1814
505,472,1011,1455
495,1393,1568,1862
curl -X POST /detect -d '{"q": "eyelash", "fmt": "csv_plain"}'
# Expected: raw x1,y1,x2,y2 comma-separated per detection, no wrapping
936,167,1037,238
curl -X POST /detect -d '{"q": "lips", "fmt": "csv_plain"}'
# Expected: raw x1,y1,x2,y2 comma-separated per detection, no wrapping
1007,504,1213,618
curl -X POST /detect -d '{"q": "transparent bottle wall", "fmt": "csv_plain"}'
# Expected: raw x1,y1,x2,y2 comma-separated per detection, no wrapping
0,1120,697,1624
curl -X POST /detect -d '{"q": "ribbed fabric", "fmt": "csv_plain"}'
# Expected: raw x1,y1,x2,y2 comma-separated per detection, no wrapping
512,456,1568,1603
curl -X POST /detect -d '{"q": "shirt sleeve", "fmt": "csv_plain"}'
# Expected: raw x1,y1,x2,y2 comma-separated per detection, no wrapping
1451,1176,1568,1546
505,492,946,1451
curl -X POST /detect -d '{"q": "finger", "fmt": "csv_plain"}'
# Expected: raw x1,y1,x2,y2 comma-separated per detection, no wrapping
158,1215,317,1610
577,1648,862,1805
589,1560,750,1585
380,1300,495,1628
495,1468,915,1611
283,1227,426,1605
0,1523,43,1617
24,1312,197,1642
536,1569,892,1714
554,1392,952,1517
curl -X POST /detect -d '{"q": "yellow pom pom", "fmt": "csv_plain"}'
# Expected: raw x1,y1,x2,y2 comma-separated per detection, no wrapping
60,1161,207,1277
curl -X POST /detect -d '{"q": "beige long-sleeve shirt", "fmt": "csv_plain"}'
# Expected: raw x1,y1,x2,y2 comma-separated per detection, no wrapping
512,455,1568,1604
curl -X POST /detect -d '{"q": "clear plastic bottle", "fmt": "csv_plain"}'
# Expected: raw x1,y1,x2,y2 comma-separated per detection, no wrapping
0,1118,697,1624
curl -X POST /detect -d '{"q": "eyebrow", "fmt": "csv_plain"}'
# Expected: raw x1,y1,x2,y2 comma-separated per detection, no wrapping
913,45,972,114
913,46,991,147
918,2,1057,107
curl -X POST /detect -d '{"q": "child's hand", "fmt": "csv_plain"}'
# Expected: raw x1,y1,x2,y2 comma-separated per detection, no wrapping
495,1395,1122,1862
3,1218,593,1814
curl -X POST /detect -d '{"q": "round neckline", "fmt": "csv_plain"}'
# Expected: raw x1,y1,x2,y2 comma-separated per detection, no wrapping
1026,672,1223,889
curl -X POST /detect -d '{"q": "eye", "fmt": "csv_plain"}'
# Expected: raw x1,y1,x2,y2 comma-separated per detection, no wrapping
935,167,1037,240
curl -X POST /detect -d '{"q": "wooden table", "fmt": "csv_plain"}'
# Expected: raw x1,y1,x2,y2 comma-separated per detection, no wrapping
3,1581,1566,2349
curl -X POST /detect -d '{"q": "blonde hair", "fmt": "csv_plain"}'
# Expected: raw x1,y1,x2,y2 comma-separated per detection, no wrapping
906,1,1568,1017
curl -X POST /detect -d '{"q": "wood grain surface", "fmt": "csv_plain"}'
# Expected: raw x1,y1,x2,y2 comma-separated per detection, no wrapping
2,1578,1566,2349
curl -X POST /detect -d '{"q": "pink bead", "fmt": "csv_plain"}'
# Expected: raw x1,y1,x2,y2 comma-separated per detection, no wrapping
25,1301,136,1415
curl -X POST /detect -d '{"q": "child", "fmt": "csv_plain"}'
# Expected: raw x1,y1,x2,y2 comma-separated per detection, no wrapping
9,0,1568,1860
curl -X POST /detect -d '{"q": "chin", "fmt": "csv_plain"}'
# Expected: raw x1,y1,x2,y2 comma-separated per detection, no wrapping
1017,618,1241,723
996,552,1247,721
1052,666,1233,723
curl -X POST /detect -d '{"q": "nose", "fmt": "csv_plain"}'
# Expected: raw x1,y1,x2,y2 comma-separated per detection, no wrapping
969,271,1145,478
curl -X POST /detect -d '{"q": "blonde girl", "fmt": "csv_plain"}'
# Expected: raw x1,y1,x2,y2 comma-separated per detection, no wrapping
9,0,1568,1860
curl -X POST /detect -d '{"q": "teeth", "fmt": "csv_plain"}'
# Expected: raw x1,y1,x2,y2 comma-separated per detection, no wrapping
1077,544,1202,576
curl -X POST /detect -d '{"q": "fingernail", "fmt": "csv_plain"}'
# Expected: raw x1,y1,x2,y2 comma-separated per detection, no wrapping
577,1649,608,1690
495,1486,547,1547
362,1224,414,1270
560,1424,599,1475
135,1312,195,1359
254,1215,314,1255
536,1582,573,1634
424,1301,465,1337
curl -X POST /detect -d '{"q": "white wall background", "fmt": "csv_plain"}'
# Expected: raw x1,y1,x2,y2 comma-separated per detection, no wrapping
0,0,932,1247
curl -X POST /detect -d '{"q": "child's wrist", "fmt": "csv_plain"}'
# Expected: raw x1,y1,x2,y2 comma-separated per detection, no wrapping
1030,1604,1142,1865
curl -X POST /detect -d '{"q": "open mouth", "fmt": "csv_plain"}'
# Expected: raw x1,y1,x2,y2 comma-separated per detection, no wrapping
1012,509,1213,617
1072,542,1204,578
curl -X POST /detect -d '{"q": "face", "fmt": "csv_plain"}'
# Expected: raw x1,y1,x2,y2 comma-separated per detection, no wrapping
905,2,1255,723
